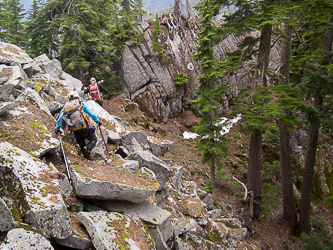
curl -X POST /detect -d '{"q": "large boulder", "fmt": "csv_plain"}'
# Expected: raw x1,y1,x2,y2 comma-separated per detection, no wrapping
67,153,159,202
0,228,54,249
127,150,170,191
77,211,156,250
0,142,74,239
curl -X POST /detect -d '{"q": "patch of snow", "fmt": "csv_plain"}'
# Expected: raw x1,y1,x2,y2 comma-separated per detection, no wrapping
183,131,199,140
183,114,242,140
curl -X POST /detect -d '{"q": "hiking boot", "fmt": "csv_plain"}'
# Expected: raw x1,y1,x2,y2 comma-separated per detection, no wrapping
83,146,92,160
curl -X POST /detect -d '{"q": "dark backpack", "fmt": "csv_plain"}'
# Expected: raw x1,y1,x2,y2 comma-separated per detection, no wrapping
62,99,90,131
89,84,100,100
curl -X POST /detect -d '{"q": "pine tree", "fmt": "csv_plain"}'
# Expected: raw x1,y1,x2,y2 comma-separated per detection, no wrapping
191,0,230,189
0,0,26,47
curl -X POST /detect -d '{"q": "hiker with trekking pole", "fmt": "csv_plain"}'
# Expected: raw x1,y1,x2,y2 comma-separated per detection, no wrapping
84,77,109,106
55,91,103,161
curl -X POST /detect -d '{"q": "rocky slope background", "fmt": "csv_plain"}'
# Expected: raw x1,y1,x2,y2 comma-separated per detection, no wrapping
0,42,261,249
1,14,333,250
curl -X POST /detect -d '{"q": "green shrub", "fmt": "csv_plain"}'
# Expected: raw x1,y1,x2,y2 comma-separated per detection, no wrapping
301,215,333,250
173,73,189,86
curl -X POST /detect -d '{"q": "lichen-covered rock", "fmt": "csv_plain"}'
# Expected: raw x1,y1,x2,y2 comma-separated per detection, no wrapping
0,228,54,250
101,200,172,242
0,198,17,232
77,211,156,250
68,154,159,202
16,87,52,117
147,135,175,157
0,142,74,239
0,42,33,64
127,150,170,191
55,234,93,249
0,101,15,116
1,102,59,158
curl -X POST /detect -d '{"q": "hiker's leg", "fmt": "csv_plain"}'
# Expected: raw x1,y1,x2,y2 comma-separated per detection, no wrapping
74,129,89,156
85,127,97,151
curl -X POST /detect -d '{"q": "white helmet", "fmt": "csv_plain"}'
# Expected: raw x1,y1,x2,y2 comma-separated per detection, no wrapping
68,91,79,100
90,77,96,82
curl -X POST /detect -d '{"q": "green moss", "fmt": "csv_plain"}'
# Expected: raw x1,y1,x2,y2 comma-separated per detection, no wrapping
206,229,223,243
28,120,49,136
11,207,23,223
18,223,45,236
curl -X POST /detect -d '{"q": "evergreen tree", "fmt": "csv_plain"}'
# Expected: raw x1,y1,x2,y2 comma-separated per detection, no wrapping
215,0,283,218
152,13,166,63
295,0,333,233
117,0,143,45
45,0,119,89
25,0,57,58
191,0,230,189
0,0,26,47
277,2,300,234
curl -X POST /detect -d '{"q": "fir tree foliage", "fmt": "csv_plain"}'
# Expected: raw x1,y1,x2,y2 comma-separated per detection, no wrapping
24,0,57,58
191,0,230,189
152,13,166,63
0,0,26,47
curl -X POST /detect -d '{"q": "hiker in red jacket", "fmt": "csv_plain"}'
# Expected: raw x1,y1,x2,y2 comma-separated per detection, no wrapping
84,77,109,106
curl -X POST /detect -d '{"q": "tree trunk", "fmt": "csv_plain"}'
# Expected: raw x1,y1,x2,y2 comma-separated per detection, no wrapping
299,96,323,233
279,18,298,234
211,152,216,189
257,24,272,87
247,23,272,219
74,66,84,86
247,128,262,218
299,22,331,234
174,0,181,20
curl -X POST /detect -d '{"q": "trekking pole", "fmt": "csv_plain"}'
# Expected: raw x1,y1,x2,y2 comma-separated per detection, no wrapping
99,126,109,152
58,133,72,184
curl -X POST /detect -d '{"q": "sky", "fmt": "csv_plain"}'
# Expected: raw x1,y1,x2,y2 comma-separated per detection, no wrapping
20,0,33,11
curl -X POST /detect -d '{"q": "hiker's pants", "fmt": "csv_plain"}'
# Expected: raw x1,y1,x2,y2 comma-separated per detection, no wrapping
74,127,97,151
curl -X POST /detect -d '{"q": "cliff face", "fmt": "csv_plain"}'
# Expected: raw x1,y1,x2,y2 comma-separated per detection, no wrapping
117,15,281,123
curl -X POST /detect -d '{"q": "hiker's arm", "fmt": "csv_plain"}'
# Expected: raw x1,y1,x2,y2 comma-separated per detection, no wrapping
83,87,90,94
55,111,65,130
82,103,100,123
98,84,109,93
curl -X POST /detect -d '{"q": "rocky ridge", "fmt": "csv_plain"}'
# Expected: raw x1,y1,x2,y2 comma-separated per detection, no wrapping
0,42,257,249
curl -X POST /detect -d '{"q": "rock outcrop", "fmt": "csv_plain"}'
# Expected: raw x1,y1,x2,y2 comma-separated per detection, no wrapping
0,42,255,249
118,15,281,123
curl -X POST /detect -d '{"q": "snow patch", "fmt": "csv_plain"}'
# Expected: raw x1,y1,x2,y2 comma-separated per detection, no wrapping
183,114,242,140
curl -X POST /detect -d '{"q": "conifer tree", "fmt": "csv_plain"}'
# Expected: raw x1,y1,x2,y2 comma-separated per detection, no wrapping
215,0,282,218
191,0,230,189
25,0,56,58
117,0,143,45
294,0,333,234
0,0,26,47
45,0,118,87
152,13,166,63
277,3,300,234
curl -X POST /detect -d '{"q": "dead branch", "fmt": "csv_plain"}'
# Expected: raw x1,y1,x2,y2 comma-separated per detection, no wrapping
233,176,248,201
